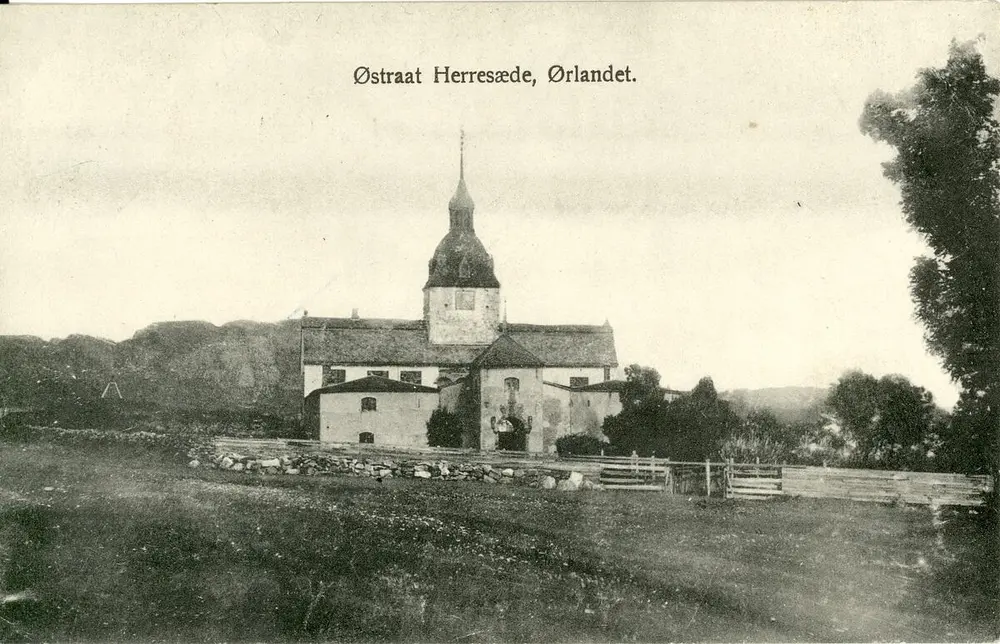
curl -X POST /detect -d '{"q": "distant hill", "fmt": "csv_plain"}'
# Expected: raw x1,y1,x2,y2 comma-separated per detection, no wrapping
0,320,302,426
721,386,828,425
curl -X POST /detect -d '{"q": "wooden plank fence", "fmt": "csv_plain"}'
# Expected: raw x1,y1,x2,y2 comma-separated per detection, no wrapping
212,438,993,506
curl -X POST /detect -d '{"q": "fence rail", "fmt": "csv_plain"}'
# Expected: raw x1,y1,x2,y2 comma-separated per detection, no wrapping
211,438,993,506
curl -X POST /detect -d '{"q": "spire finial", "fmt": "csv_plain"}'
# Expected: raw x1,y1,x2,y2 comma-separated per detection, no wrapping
459,128,465,180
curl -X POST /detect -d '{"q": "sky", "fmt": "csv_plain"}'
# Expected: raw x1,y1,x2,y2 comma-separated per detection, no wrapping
1,2,998,408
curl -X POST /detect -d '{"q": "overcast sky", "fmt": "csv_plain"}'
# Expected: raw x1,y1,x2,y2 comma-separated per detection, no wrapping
2,2,998,407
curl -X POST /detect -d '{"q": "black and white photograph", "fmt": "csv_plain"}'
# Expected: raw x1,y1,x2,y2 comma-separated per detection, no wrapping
1,1,998,640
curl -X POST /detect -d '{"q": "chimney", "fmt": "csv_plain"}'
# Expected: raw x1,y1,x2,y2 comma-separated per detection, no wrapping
351,308,360,320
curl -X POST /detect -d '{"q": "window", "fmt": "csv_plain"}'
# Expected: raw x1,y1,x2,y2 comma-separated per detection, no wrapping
603,366,611,382
504,377,520,393
323,367,346,387
570,377,590,388
455,289,475,310
361,397,377,412
400,370,422,385
459,257,471,278
359,432,374,444
367,370,389,379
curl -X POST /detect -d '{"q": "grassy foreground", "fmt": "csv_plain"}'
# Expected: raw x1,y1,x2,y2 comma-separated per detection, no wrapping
0,441,996,642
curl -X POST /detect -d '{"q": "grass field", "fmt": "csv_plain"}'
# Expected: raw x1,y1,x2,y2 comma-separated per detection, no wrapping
0,440,996,642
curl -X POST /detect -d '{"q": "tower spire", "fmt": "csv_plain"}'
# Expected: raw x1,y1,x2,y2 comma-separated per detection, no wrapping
459,128,465,180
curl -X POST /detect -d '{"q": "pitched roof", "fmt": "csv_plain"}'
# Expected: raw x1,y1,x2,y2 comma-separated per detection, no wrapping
306,375,438,397
506,324,618,367
301,317,618,368
471,335,545,369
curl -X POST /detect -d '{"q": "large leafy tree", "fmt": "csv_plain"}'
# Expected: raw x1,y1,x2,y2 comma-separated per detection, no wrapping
602,365,665,455
826,370,942,470
859,41,1000,482
603,371,739,460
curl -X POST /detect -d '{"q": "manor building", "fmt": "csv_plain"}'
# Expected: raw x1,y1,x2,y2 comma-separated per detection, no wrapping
301,141,623,452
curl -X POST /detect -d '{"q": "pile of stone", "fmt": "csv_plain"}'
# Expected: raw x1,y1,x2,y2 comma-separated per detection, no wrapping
193,452,601,491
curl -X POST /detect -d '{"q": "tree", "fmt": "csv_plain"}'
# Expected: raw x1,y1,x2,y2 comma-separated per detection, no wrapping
662,377,740,461
720,408,798,464
602,365,665,455
618,364,664,409
859,40,999,483
826,370,941,470
603,371,739,460
426,408,463,448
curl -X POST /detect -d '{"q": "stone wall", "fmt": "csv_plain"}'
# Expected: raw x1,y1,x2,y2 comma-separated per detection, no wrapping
197,450,601,491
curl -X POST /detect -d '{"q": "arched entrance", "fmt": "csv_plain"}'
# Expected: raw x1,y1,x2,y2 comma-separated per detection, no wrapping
496,416,527,452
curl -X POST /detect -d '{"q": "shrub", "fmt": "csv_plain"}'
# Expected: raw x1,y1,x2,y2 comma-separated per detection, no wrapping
555,433,605,456
426,408,463,448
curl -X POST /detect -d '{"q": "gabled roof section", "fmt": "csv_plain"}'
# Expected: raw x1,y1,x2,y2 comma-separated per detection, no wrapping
506,323,618,367
301,317,425,330
471,334,545,369
301,318,619,368
306,375,438,397
301,317,485,366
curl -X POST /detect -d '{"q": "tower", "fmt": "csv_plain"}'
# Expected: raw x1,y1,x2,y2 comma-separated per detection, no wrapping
423,132,501,345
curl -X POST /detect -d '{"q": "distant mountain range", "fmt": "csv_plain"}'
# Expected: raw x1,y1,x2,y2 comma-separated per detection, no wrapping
720,386,829,425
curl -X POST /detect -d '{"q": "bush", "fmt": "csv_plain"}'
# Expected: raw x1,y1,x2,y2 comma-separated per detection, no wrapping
426,408,463,448
555,433,605,456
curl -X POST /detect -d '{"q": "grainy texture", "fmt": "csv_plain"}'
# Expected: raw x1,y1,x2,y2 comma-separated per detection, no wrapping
0,440,995,642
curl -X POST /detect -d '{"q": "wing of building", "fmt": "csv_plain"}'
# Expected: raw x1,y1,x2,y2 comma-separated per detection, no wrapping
302,137,623,452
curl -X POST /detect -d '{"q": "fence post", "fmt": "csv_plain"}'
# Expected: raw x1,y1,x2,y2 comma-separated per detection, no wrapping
665,457,672,494
726,457,734,499
705,457,711,498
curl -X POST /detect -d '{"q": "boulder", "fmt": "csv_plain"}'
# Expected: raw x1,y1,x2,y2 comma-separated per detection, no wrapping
187,460,200,468
513,469,525,478
556,479,580,492
501,468,514,477
439,465,450,477
230,462,245,472
568,471,584,485
482,464,493,474
220,457,234,470
540,476,557,490
263,466,280,475
414,470,432,479
260,458,280,469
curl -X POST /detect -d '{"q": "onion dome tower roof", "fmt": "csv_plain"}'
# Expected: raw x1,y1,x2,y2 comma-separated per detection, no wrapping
424,132,501,289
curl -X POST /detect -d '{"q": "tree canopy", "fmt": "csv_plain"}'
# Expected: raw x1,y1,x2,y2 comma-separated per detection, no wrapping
826,370,942,470
859,40,1000,478
602,368,739,460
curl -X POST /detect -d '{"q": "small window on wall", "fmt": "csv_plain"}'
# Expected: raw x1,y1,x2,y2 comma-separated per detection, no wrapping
359,432,374,444
504,377,520,393
400,370,422,385
323,367,346,387
603,366,612,382
361,397,377,412
455,289,475,310
570,377,590,388
367,370,389,379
